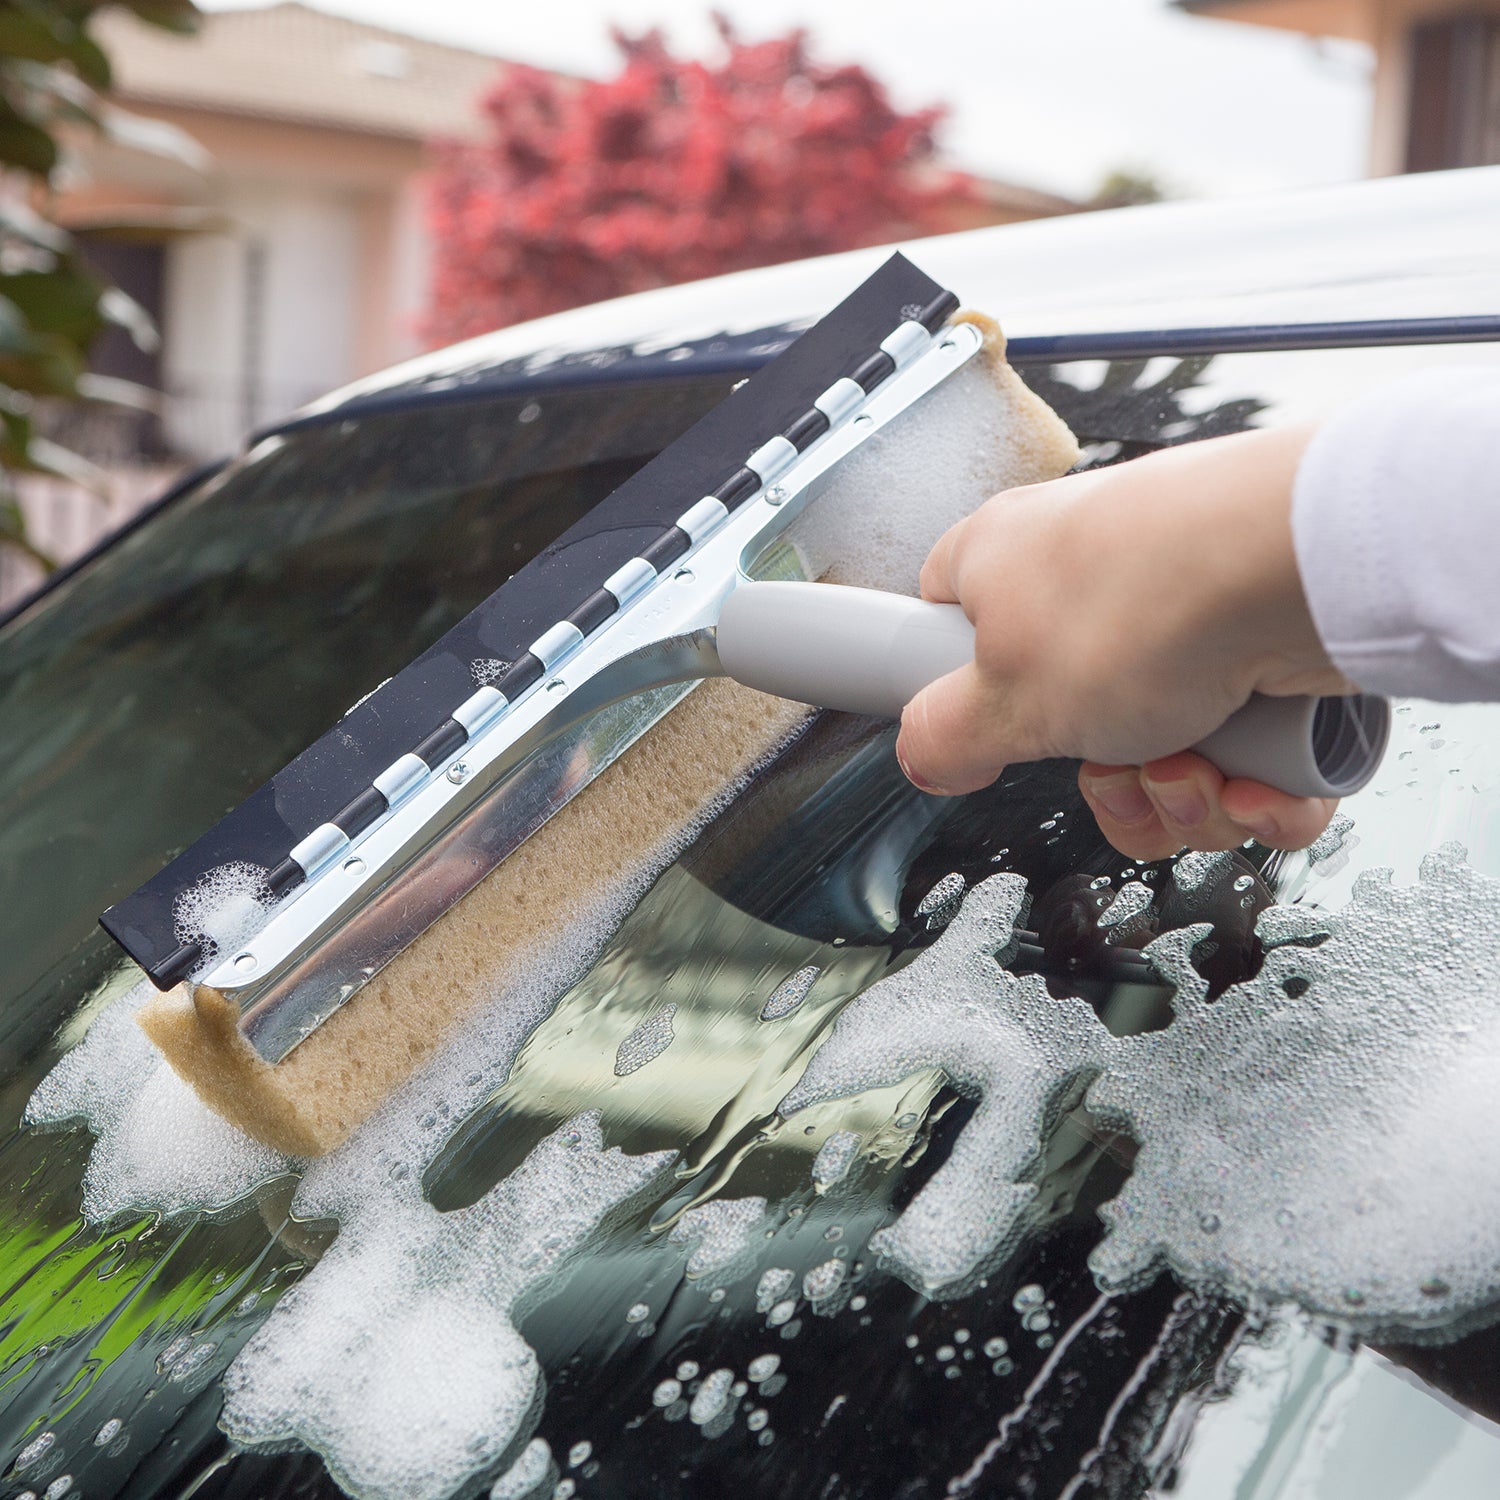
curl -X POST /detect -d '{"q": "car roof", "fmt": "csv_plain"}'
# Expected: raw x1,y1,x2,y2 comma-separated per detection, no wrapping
298,165,1500,428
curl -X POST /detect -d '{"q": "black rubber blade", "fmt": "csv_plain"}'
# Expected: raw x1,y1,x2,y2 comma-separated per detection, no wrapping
101,252,951,986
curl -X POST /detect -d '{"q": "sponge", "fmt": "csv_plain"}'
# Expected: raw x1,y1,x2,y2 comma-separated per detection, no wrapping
137,314,1080,1155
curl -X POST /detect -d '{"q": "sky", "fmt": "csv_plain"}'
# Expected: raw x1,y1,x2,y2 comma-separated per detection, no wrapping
200,0,1375,201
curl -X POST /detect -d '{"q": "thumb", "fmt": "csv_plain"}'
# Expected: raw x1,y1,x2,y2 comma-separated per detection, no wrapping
895,662,1010,796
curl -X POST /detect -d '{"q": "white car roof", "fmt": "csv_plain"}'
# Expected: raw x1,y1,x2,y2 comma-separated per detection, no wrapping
317,165,1500,414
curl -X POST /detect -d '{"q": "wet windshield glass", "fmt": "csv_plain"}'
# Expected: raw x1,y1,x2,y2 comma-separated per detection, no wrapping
4,341,1500,1500
0,377,740,1030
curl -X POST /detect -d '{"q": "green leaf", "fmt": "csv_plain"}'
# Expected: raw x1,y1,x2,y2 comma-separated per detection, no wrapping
75,371,161,411
98,283,159,352
0,196,69,253
0,263,107,344
112,0,200,37
96,101,209,170
0,492,56,570
0,7,110,89
0,111,58,175
26,432,108,492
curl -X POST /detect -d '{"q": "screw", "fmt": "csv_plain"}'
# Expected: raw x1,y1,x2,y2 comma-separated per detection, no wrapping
766,485,787,505
446,762,469,785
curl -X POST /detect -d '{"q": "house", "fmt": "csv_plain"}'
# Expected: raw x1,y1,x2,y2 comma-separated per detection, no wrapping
1177,0,1500,175
1,3,1078,608
59,2,505,462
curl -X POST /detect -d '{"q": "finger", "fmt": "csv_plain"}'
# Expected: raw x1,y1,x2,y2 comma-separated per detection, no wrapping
918,514,968,605
1218,782,1338,851
896,663,1009,796
1078,763,1182,861
1139,752,1252,853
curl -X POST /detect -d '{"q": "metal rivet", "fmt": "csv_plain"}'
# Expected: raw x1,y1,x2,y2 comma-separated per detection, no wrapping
446,762,469,784
546,678,567,693
675,567,694,582
766,486,787,505
343,856,365,875
233,952,257,973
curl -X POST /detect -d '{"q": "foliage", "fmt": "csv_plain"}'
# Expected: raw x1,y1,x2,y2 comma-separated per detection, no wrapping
0,0,201,573
424,16,966,345
1089,166,1167,211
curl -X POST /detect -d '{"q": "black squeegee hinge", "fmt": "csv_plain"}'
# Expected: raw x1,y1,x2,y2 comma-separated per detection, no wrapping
108,258,959,989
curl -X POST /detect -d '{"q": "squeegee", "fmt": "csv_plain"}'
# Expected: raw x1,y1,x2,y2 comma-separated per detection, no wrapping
99,255,1389,1154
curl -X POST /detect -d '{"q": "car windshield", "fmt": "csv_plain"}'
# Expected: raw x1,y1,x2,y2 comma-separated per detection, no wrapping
4,340,1500,1500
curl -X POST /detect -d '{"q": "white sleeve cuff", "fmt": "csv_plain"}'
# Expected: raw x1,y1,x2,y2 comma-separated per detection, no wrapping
1291,367,1500,702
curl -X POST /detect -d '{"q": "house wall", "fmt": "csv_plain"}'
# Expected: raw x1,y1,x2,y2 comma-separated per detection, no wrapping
1366,0,1500,175
1187,0,1500,175
59,107,434,459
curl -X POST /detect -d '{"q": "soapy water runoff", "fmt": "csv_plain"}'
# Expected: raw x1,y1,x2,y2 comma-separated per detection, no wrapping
18,606,1500,1500
24,807,1500,1500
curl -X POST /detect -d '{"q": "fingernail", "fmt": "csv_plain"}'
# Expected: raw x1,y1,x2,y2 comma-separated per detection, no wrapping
1235,812,1279,841
897,748,948,796
1148,780,1208,829
1084,773,1153,824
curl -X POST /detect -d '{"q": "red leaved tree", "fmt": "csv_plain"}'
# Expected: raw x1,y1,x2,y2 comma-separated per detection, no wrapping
423,18,966,344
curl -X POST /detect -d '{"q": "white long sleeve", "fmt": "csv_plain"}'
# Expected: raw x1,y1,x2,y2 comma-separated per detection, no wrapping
1291,367,1500,702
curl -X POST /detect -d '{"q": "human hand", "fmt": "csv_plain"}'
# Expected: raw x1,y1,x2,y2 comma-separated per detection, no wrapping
894,425,1356,859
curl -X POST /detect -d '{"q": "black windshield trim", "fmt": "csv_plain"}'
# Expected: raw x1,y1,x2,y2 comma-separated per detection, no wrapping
5,313,1496,636
0,458,223,634
267,314,1500,438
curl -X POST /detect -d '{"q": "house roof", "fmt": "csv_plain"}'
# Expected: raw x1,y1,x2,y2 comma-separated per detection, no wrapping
1172,0,1372,42
93,2,511,141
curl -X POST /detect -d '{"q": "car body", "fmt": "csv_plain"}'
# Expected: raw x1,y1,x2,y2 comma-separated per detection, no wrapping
2,166,1500,1500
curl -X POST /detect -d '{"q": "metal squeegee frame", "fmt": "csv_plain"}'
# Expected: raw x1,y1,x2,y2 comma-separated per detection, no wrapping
203,317,985,1062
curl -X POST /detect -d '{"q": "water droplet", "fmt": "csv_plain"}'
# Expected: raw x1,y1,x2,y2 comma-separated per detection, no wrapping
16,1432,55,1471
676,1361,699,1381
1233,874,1254,891
1343,1287,1366,1307
1022,1308,1051,1332
1012,1283,1045,1312
567,1442,591,1468
1036,1333,1054,1349
768,1299,797,1326
748,1409,769,1431
1421,1277,1451,1298
983,1337,1008,1358
1199,1212,1221,1234
1090,876,1111,889
761,966,820,1021
953,1328,969,1343
904,1334,919,1348
652,1379,681,1407
94,1418,122,1446
935,1344,955,1362
992,1357,1015,1376
625,1302,650,1324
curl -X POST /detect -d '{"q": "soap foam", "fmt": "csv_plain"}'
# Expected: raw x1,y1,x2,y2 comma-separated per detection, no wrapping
1088,843,1500,1337
669,1197,767,1280
25,978,289,1220
223,1111,671,1500
780,875,1111,1291
810,1130,861,1190
613,1004,677,1077
172,861,272,974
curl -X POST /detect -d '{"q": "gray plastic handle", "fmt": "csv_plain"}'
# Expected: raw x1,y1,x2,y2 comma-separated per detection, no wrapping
715,581,1389,799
